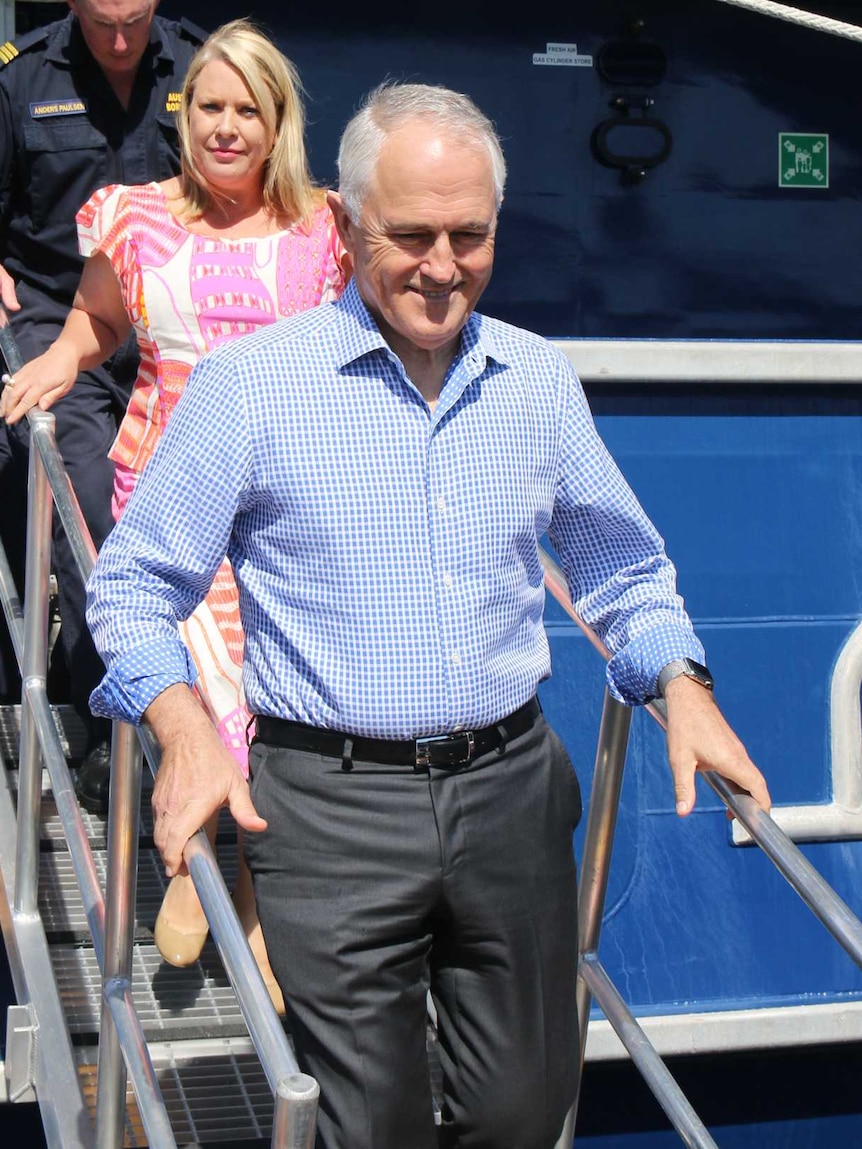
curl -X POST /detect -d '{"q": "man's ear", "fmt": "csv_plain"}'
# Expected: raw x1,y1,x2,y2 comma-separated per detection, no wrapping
326,191,357,253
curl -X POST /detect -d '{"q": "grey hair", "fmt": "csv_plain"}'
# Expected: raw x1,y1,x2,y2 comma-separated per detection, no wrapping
336,82,507,221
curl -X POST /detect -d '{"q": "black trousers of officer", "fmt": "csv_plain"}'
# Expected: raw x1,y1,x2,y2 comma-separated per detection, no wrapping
244,713,582,1149
0,304,135,734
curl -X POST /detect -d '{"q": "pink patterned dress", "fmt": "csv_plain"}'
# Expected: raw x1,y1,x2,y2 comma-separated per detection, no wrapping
77,182,347,773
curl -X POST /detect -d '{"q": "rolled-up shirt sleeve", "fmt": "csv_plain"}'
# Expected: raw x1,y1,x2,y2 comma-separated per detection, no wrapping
87,347,252,724
548,362,704,705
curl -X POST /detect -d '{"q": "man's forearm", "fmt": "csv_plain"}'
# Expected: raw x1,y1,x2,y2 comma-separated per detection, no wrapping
144,683,216,754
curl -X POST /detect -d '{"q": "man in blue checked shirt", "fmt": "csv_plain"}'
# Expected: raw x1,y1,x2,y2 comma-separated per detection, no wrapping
86,82,771,1149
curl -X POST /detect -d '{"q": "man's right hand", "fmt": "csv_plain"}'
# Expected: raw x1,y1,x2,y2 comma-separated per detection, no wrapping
0,264,20,312
147,684,268,878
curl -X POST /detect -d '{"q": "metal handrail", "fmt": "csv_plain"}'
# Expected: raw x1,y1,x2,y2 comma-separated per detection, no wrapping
0,307,319,1148
543,545,862,1148
541,546,862,968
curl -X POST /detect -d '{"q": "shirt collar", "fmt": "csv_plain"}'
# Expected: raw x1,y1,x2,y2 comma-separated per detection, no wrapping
332,278,508,377
330,279,391,369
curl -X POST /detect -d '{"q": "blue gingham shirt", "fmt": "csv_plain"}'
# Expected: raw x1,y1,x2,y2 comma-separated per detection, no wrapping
87,279,704,736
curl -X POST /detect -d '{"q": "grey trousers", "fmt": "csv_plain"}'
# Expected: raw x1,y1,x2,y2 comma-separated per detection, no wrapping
244,715,582,1149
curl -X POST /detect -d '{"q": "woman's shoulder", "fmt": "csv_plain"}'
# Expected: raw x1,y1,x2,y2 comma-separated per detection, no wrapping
117,181,176,220
77,181,167,228
77,180,188,261
89,181,166,211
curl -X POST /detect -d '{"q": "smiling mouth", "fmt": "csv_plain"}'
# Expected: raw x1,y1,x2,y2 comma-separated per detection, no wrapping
413,286,459,301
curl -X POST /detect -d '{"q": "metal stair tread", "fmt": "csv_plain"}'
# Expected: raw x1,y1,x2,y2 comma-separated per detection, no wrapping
0,702,88,764
77,1048,277,1147
36,795,238,849
37,845,240,937
40,839,253,1043
52,939,252,1040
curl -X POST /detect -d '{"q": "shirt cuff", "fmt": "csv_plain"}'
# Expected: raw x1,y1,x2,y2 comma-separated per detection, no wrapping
605,626,706,706
88,638,199,725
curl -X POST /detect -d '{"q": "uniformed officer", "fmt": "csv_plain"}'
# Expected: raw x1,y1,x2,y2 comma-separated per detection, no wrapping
0,0,206,812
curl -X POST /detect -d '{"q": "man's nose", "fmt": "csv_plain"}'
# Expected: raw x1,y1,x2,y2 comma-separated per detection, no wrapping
422,236,456,281
112,30,129,52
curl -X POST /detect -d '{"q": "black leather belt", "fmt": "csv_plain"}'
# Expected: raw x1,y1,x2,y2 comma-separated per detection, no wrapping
254,697,541,769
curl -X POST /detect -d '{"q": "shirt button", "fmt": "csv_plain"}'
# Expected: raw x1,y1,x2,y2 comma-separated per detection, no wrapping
450,651,461,666
436,496,446,511
443,572,453,588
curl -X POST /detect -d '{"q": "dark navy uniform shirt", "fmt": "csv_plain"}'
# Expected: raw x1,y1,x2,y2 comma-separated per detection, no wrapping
0,13,204,325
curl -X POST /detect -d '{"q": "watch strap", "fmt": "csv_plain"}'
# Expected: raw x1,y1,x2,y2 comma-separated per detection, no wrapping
656,658,714,698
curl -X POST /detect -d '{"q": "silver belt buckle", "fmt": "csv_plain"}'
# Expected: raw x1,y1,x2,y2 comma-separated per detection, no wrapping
415,731,475,768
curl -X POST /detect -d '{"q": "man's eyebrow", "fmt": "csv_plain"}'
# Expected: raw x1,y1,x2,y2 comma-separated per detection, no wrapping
383,219,495,233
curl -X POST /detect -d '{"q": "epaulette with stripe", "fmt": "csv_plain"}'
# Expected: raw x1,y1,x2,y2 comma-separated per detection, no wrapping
0,25,49,68
179,17,207,45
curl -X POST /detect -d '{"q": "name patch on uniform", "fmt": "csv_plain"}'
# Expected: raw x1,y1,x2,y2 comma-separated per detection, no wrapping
165,91,181,113
30,99,88,118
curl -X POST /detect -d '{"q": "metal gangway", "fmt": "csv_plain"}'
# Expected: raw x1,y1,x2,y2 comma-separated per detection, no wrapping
1,319,862,1148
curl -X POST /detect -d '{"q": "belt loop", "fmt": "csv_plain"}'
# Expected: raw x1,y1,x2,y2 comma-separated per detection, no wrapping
341,737,354,772
495,721,509,757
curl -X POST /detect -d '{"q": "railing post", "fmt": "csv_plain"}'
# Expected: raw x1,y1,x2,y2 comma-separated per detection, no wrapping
271,1073,320,1149
96,721,144,1149
0,538,25,672
14,410,54,918
577,692,634,1053
555,689,633,1149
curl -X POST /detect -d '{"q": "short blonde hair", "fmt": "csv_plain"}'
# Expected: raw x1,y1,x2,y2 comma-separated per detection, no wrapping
177,19,320,224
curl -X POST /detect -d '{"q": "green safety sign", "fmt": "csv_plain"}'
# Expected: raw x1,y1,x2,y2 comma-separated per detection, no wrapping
779,133,829,188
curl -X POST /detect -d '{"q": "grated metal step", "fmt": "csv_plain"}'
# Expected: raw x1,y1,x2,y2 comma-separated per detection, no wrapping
147,1049,275,1145
38,839,239,941
75,1031,444,1148
52,940,249,1041
0,703,88,766
36,823,255,1044
76,1043,277,1148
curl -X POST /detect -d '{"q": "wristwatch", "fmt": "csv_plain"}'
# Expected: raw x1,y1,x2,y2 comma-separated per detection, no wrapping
656,658,714,698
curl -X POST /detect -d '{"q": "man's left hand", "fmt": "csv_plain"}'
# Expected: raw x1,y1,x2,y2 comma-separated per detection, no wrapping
663,675,771,817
